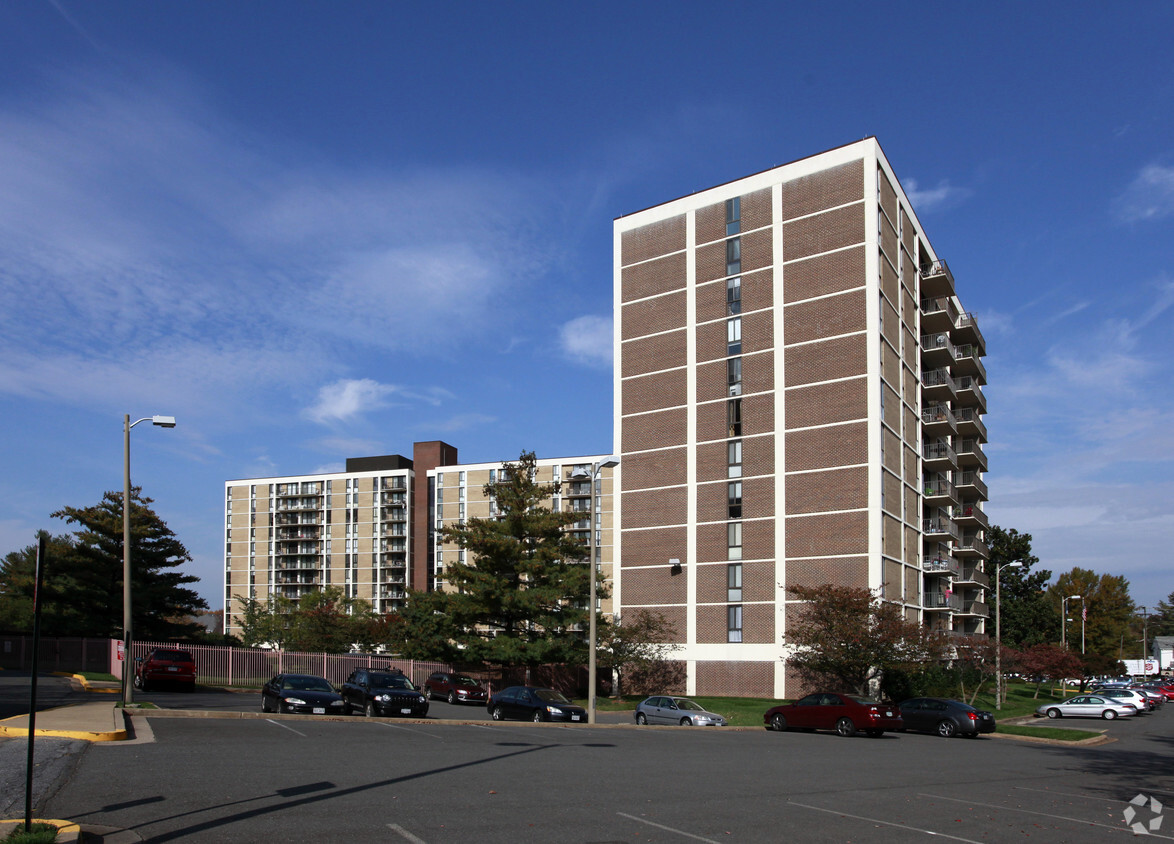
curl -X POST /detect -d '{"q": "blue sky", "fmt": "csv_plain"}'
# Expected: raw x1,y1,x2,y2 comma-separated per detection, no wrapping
1,2,1171,616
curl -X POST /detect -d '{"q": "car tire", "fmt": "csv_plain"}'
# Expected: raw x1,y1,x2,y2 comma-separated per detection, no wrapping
835,717,856,737
492,706,504,721
1045,708,1061,719
261,696,271,713
1102,709,1118,720
423,686,432,700
770,714,787,732
448,691,457,705
365,702,376,718
680,717,692,726
636,712,647,725
132,675,143,690
937,719,957,738
532,711,544,723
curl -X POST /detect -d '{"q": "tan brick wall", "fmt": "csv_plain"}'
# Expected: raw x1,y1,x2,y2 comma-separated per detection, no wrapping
744,309,774,355
622,368,686,414
743,434,776,480
621,487,688,530
782,159,864,220
905,524,919,565
621,329,687,378
902,289,916,332
743,351,775,396
696,269,775,324
622,291,687,340
881,250,899,304
784,289,866,345
621,526,687,567
743,187,773,232
880,209,899,266
883,470,901,517
785,420,867,470
784,333,867,386
882,297,900,348
883,513,902,558
742,228,773,273
697,603,775,645
621,214,685,266
697,474,775,523
903,406,918,447
696,201,725,245
785,379,867,429
786,466,868,515
903,366,917,404
883,427,900,475
697,240,727,284
696,559,776,603
903,327,917,369
785,511,868,557
904,446,918,486
784,555,869,590
696,319,727,364
884,558,902,600
621,251,686,303
622,447,687,490
783,245,866,304
617,564,687,610
900,207,914,255
697,519,774,563
697,661,776,697
783,203,865,262
622,408,687,453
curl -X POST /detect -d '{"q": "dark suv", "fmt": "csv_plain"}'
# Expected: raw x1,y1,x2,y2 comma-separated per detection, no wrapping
340,668,429,718
134,648,196,692
423,671,489,705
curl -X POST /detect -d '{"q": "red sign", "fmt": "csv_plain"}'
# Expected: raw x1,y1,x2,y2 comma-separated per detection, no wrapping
116,640,125,662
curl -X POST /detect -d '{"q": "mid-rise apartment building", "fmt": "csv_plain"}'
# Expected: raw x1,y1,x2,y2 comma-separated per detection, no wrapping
613,138,988,698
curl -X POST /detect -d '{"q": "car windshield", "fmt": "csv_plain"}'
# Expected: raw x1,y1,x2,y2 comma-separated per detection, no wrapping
371,674,414,690
453,675,480,686
674,699,705,711
155,650,192,662
284,677,333,693
535,689,570,704
847,696,881,705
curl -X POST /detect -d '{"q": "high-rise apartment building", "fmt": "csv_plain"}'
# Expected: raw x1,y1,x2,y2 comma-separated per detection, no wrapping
612,138,987,698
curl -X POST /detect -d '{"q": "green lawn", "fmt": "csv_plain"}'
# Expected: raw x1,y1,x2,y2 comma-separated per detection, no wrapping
77,672,119,682
996,723,1100,741
579,694,780,727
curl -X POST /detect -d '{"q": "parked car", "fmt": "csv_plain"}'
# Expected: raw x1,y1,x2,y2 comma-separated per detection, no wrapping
1133,687,1166,708
898,697,996,738
487,686,586,723
423,671,489,705
133,648,196,692
1036,695,1138,720
1139,682,1174,701
764,693,902,737
261,673,347,715
1097,688,1154,712
340,668,429,717
635,696,727,726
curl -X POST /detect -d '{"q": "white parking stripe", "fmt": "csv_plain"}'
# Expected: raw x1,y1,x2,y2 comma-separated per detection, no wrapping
617,811,721,843
387,823,428,843
1013,785,1134,804
266,719,306,737
375,721,444,740
787,801,983,843
919,792,1174,840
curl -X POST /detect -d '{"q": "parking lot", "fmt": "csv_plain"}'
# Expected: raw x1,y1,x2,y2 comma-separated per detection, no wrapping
27,690,1174,842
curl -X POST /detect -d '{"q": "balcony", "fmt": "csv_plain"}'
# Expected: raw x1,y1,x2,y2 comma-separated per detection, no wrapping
275,498,322,512
922,474,958,506
380,492,407,506
955,501,989,530
923,555,961,576
953,344,987,381
919,260,955,299
955,533,989,558
955,470,988,499
276,483,323,497
955,375,987,412
925,591,962,611
275,512,321,526
275,573,321,587
921,296,961,334
953,407,987,440
922,438,957,470
954,312,985,351
381,506,408,522
274,527,320,540
921,403,957,437
956,439,988,471
275,542,321,556
379,553,407,568
955,599,989,618
921,332,956,368
922,516,960,541
956,565,990,588
921,368,958,402
379,588,406,600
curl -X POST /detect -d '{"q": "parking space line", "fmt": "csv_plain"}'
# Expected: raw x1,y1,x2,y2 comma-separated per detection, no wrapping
616,811,721,843
1013,785,1134,804
387,823,428,843
266,719,306,737
374,722,445,740
787,801,983,843
918,792,1174,840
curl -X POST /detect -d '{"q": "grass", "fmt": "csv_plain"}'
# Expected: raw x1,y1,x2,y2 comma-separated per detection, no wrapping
577,694,780,727
77,671,118,682
996,724,1100,741
2,822,59,843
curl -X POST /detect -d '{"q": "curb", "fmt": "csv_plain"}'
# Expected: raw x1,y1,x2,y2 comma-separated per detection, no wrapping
0,819,81,843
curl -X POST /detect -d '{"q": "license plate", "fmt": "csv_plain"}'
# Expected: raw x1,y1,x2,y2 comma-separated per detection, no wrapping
400,708,413,714
313,707,325,714
167,666,179,672
571,715,581,721
885,711,893,717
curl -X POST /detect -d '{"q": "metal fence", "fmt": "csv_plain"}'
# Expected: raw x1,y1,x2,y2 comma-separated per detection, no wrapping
0,635,111,674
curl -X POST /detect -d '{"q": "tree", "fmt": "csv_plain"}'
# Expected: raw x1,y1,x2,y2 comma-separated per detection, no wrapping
0,534,78,634
784,584,946,696
384,591,460,662
951,635,1003,705
429,451,598,670
988,525,1056,648
1149,589,1174,638
596,610,683,697
1015,643,1084,698
1049,568,1134,658
235,586,376,653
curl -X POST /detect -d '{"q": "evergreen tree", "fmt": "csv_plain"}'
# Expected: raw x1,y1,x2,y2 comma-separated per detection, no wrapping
988,525,1057,647
1150,590,1174,638
0,534,78,634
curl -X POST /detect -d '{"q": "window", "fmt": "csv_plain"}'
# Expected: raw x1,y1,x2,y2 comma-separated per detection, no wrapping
727,357,742,396
726,237,741,276
728,522,742,560
727,276,741,315
728,605,743,643
728,481,742,519
727,563,742,602
727,398,742,437
726,196,741,236
728,440,742,478
727,317,742,355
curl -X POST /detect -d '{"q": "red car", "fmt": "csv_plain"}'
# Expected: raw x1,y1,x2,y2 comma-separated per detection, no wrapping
764,692,903,737
133,648,197,692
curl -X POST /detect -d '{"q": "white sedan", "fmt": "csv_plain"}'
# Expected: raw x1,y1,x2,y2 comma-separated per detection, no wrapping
1037,695,1138,720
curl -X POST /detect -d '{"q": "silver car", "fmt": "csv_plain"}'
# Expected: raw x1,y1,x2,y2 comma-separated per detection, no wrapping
1098,688,1154,712
1037,695,1138,720
635,696,727,726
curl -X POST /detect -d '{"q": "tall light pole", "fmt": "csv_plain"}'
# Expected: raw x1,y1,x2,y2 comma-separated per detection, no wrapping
1140,607,1149,678
995,560,1022,709
587,456,618,725
1060,594,1081,649
123,414,177,706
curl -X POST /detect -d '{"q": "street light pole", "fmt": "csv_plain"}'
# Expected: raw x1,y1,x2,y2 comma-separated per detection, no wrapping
122,414,177,706
995,560,1022,710
1068,595,1084,655
587,456,618,725
1140,607,1149,679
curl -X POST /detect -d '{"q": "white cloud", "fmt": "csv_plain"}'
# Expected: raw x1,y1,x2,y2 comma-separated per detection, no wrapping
904,178,972,213
303,379,399,425
429,413,498,433
1114,163,1174,222
559,314,613,368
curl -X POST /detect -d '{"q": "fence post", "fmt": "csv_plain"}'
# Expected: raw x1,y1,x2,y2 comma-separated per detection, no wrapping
228,646,233,687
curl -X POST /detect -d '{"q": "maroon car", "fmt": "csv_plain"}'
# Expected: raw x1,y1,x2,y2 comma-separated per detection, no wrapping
133,648,197,692
764,692,902,737
423,671,489,705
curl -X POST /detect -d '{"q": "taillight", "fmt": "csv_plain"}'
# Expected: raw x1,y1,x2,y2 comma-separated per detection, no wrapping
967,712,977,721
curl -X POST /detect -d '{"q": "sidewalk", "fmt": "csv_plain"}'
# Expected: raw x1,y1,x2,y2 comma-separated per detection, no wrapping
0,675,128,742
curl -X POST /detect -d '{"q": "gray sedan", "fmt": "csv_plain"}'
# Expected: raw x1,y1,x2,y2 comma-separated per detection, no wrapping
1036,695,1138,720
636,696,727,726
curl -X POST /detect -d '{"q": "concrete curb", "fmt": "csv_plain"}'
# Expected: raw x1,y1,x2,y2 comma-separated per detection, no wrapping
0,818,81,843
0,704,129,742
63,673,120,695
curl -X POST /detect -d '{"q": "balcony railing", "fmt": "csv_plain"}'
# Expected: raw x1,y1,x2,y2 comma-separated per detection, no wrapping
923,556,960,575
956,566,990,588
921,297,961,331
953,406,987,440
921,403,955,428
922,367,957,393
922,518,961,540
925,591,963,610
919,260,954,292
956,439,988,470
955,501,990,528
956,534,989,558
956,600,989,617
922,475,957,502
956,470,988,499
954,312,986,351
923,439,956,464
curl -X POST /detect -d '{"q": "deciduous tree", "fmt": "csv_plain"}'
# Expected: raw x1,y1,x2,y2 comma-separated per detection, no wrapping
1049,568,1134,658
597,609,683,697
1015,643,1084,698
235,586,376,653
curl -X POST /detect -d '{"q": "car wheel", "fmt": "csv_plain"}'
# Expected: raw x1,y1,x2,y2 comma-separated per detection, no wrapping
132,674,143,690
261,696,271,713
1102,709,1118,720
1045,708,1061,719
448,691,457,705
937,719,957,738
636,712,648,725
492,706,504,721
680,717,692,726
365,702,375,718
835,717,856,737
770,714,787,732
532,710,544,723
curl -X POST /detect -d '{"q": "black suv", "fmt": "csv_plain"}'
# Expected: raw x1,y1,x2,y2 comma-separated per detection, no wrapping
423,671,489,705
340,668,429,718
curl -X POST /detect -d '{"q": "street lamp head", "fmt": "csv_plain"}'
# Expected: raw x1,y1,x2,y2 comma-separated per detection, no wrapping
151,415,177,428
598,456,620,470
1007,561,1023,568
1069,594,1082,600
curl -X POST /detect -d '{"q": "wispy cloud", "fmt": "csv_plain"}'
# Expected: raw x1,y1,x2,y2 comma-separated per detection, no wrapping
304,379,400,425
1114,163,1174,222
429,413,498,433
904,178,972,213
559,314,613,367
